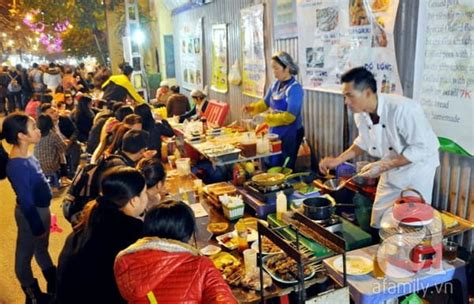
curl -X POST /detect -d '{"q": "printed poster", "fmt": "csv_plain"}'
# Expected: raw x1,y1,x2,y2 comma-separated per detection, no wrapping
241,4,266,98
273,0,298,39
180,18,204,91
297,0,402,95
414,0,474,156
211,24,228,93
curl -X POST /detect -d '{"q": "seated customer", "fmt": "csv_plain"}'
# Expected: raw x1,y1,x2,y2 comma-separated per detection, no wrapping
114,201,237,304
57,167,148,304
180,89,209,122
136,157,167,209
134,103,174,159
166,85,190,117
103,128,150,168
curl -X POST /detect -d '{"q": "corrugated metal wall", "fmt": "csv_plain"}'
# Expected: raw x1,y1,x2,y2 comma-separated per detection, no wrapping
172,0,273,125
171,0,474,250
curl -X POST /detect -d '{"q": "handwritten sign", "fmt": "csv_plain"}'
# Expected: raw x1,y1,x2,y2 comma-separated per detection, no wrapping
414,0,474,156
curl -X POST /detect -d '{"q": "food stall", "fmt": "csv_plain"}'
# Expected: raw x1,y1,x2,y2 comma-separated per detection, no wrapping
163,160,474,303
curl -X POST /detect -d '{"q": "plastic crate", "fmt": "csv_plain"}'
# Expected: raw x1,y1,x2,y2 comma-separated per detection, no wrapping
222,204,245,221
335,162,356,178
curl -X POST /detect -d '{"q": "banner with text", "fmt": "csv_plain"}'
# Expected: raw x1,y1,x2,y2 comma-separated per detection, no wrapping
241,4,266,98
297,0,402,95
180,18,204,91
211,24,228,93
414,0,474,156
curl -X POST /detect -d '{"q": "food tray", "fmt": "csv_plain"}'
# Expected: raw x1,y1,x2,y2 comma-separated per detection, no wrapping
262,254,315,284
207,148,241,162
251,238,283,255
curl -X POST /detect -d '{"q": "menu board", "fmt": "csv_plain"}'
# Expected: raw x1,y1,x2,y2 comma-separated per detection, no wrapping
241,4,266,98
273,0,298,39
297,0,402,95
211,24,228,93
179,18,204,91
414,0,474,157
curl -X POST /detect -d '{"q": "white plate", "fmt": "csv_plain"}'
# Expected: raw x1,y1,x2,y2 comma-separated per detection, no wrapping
262,255,315,284
200,244,222,256
332,255,373,276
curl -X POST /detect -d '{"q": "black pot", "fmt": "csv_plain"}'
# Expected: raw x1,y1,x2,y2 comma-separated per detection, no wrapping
303,197,333,220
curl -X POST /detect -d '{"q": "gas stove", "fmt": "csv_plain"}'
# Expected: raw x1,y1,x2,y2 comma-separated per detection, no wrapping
243,181,294,203
312,214,343,234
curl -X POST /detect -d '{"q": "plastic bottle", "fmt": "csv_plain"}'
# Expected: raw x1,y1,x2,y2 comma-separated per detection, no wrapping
276,191,287,220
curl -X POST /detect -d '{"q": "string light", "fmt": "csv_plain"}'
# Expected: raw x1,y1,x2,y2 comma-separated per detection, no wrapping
22,10,71,53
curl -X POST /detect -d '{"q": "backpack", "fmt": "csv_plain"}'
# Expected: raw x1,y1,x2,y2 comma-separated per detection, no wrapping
62,154,127,225
7,74,21,93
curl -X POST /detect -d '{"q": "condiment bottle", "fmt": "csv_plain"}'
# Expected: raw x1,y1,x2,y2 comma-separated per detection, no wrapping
276,191,287,220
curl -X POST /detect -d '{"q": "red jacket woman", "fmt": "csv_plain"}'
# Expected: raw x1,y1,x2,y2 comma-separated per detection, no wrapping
114,201,236,304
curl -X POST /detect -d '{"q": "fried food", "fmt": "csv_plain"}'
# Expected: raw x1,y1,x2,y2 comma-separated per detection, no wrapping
207,222,229,234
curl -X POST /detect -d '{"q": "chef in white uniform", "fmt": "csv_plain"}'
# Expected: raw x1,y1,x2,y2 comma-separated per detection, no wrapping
319,67,439,228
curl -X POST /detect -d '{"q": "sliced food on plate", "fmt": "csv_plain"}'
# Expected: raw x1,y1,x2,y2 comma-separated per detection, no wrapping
332,255,373,276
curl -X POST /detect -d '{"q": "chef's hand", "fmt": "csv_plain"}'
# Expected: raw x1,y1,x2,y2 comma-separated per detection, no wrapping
319,157,341,175
359,160,391,178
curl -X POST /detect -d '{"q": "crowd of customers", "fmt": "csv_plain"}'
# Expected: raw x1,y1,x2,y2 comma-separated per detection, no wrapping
0,60,235,304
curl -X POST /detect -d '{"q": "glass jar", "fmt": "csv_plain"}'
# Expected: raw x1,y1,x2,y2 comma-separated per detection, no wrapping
235,221,249,252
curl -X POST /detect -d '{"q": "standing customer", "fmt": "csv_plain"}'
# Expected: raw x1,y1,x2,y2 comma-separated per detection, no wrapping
243,51,304,169
114,200,237,303
72,95,95,143
34,114,68,191
57,167,148,304
0,113,56,303
319,67,439,229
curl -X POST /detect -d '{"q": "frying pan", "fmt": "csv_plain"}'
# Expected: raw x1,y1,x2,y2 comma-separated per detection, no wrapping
251,172,310,187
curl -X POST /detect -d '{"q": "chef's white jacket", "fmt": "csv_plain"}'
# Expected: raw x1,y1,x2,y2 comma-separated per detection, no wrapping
353,94,440,228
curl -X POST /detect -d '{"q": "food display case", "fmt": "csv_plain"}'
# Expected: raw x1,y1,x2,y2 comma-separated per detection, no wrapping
255,214,350,303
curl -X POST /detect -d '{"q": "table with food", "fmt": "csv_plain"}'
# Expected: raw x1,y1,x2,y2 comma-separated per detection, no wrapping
168,119,282,166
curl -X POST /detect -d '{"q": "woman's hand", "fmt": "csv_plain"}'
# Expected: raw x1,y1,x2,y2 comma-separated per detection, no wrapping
242,104,253,114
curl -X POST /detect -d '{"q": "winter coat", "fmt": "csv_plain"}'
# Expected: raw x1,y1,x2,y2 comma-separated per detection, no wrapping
114,237,237,304
72,109,94,143
43,68,62,92
101,74,144,104
167,93,190,117
145,120,174,159
57,203,143,304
